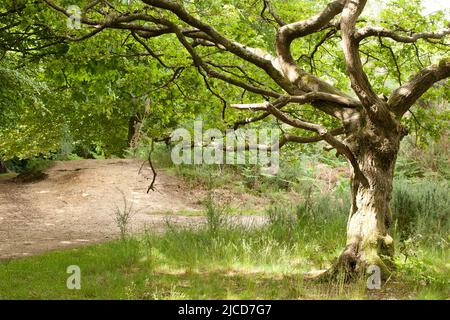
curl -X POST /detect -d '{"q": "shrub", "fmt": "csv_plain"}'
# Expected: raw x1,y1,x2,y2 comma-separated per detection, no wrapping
9,157,52,182
391,179,450,243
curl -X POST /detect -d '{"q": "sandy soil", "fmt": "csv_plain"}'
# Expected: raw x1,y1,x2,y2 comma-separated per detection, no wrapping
0,159,265,260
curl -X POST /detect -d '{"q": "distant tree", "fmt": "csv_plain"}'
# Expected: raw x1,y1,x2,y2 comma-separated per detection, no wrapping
0,160,7,173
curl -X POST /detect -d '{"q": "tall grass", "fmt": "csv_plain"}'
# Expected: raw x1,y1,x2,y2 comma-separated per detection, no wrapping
0,177,447,299
391,179,449,243
390,178,449,297
395,135,449,180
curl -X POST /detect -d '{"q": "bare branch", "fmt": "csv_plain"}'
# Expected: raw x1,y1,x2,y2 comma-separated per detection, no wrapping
378,36,402,85
231,112,271,130
389,58,450,117
355,25,450,43
231,92,361,110
231,95,366,184
266,103,367,185
276,0,347,95
131,32,170,68
279,131,342,146
298,28,338,73
141,0,292,90
341,0,382,107
261,0,286,27
340,0,397,127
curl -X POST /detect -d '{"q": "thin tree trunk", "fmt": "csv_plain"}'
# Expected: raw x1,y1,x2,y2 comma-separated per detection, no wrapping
0,159,7,173
127,114,142,148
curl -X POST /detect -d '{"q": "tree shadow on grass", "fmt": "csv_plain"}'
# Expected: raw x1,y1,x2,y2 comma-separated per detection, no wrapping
128,270,414,300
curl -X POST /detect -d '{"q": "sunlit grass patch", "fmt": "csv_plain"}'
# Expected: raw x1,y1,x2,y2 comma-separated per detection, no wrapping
0,178,447,300
0,172,17,181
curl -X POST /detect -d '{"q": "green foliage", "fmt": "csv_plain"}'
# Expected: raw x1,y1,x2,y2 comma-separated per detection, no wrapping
265,188,349,254
1,0,448,162
392,179,449,243
396,135,450,179
0,57,63,159
6,156,52,182
5,156,51,176
204,190,231,235
0,0,448,300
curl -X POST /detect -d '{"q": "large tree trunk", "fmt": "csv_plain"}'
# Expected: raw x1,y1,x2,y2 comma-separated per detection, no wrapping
334,120,406,279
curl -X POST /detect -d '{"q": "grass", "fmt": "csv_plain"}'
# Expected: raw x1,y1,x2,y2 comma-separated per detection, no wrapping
0,238,366,300
0,143,448,300
149,209,203,217
0,172,17,181
0,178,448,300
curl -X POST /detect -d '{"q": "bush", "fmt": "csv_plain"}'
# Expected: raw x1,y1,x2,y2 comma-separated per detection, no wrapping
396,136,449,180
6,157,52,182
391,179,449,244
203,190,230,235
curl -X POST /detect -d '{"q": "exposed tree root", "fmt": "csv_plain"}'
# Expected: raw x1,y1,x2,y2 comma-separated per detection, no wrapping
305,245,395,283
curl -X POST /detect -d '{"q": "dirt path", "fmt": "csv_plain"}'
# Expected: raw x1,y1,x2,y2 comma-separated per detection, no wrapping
0,159,266,260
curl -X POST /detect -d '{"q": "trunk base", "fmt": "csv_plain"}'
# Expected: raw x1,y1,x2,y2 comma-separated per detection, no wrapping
306,243,395,283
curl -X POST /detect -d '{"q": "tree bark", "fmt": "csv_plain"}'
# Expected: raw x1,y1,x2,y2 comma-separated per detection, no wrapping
0,159,7,173
334,119,407,279
127,114,143,148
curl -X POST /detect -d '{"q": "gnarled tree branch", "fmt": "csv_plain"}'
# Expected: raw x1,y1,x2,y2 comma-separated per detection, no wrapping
389,58,450,117
355,25,450,43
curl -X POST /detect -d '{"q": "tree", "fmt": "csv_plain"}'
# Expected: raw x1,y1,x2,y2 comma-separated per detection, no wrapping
0,1,214,159
16,0,450,277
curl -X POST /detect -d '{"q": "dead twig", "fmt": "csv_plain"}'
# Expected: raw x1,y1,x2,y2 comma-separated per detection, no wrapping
146,139,157,193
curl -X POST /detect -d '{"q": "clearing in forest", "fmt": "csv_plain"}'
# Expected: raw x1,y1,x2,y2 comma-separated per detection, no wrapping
0,159,265,260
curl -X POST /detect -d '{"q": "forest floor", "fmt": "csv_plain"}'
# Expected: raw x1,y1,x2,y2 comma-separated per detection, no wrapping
0,159,267,260
0,158,447,299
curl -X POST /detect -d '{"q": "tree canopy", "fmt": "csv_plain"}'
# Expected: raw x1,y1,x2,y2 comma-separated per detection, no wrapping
0,0,448,160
